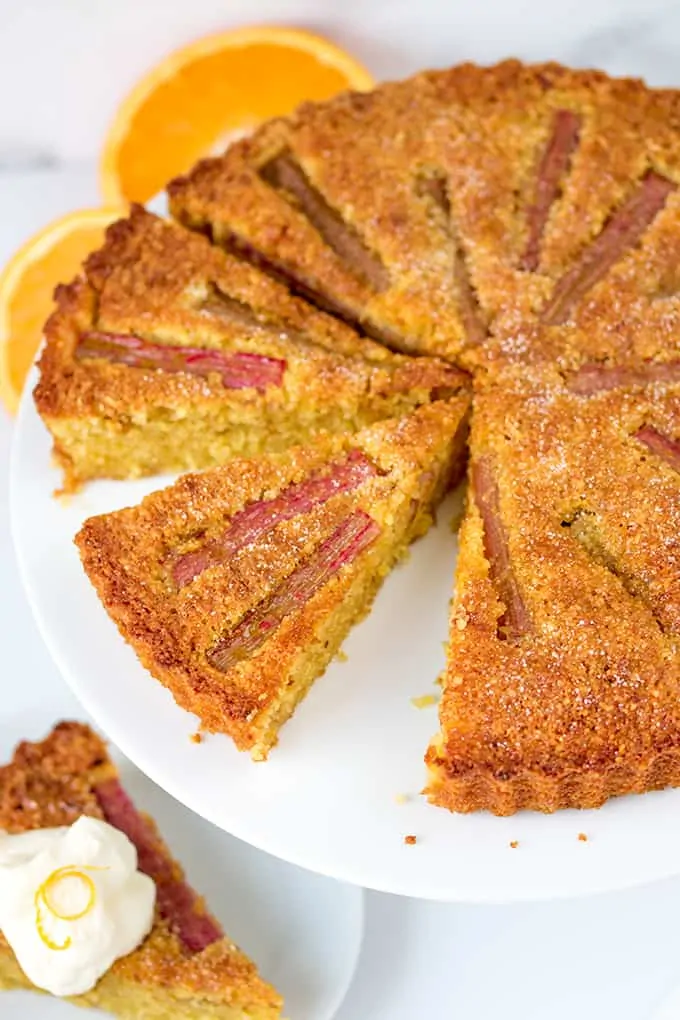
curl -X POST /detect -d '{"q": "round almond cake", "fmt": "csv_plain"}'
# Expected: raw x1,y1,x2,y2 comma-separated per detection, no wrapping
34,61,680,816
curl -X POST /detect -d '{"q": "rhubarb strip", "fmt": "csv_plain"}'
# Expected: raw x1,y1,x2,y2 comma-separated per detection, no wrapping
453,250,487,347
569,360,680,394
566,509,667,633
521,110,581,272
199,290,275,331
260,151,389,291
173,450,379,587
472,457,531,640
542,171,677,324
417,171,485,346
95,779,223,952
221,228,408,351
77,331,285,391
207,510,380,672
635,425,680,473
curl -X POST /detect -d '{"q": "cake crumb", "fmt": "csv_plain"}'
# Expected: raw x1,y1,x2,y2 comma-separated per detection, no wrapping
411,693,438,709
449,503,465,533
395,793,410,805
509,840,519,849
190,731,203,744
577,832,588,842
335,649,348,663
404,835,417,845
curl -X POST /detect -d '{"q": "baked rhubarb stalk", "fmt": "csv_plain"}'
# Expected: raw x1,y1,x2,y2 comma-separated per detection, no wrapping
416,171,486,347
471,457,531,640
568,360,680,394
427,367,680,815
0,721,283,1018
172,451,379,587
34,205,469,489
94,778,222,953
522,109,581,272
77,331,286,391
75,400,470,760
635,425,680,474
260,151,390,292
208,510,381,672
542,171,677,324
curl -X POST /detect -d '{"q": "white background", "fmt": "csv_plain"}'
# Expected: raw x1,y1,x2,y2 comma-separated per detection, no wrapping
4,2,680,1016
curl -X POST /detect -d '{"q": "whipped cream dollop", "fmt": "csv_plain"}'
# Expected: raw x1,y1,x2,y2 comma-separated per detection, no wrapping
0,816,156,997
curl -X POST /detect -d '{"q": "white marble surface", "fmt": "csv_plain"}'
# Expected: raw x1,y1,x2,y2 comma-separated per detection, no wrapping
1,0,680,165
4,4,680,1015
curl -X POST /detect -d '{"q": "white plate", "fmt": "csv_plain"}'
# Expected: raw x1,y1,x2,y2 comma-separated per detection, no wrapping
0,712,363,1020
12,373,680,903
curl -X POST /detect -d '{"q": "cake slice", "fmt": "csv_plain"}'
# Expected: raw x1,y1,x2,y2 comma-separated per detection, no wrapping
167,73,488,363
0,721,282,1017
426,365,680,814
76,399,470,758
34,205,466,490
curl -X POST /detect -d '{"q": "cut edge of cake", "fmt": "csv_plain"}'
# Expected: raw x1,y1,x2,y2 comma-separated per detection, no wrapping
75,399,470,760
34,205,468,492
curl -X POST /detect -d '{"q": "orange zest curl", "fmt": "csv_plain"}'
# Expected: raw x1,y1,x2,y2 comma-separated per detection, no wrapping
34,865,106,951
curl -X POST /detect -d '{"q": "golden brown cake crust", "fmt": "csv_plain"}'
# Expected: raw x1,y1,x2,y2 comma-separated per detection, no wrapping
169,59,680,369
427,367,680,814
0,722,282,1014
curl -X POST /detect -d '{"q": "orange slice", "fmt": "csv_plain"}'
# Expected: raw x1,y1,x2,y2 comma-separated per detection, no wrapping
99,24,374,205
0,207,126,415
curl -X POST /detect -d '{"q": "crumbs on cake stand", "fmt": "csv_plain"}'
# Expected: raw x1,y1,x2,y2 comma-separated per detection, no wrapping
410,693,438,709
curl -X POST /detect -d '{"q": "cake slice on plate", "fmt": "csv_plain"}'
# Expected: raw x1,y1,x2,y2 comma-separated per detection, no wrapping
426,365,680,814
34,205,466,490
76,399,470,759
0,721,282,1018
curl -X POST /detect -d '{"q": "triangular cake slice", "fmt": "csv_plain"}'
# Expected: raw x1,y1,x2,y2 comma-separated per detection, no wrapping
34,205,466,490
426,365,680,814
76,400,470,758
0,722,282,1017
167,74,488,363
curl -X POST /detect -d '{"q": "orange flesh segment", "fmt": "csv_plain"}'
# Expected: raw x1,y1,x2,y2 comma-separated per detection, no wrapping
0,211,126,414
114,45,361,203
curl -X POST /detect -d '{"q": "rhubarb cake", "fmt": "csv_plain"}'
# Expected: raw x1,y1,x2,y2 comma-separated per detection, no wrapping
168,61,680,368
0,721,282,1017
31,58,680,813
34,204,466,490
426,365,680,814
75,400,470,758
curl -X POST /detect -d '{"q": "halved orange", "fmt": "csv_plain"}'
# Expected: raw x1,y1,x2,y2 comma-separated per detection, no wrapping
0,207,126,415
100,24,374,205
